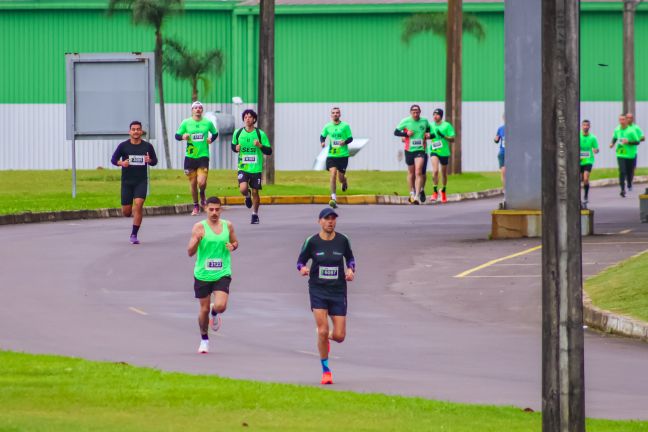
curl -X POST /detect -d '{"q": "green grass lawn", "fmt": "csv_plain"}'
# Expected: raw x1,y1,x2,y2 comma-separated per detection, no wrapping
1,167,644,215
1,351,646,432
585,251,648,322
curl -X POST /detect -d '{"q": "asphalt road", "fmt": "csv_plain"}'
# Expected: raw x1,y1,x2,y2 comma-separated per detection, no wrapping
1,185,647,420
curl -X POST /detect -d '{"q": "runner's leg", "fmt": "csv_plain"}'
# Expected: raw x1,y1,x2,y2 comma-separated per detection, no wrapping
330,315,346,343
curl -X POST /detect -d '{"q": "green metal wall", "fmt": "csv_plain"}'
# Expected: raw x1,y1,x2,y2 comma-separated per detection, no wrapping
0,1,646,104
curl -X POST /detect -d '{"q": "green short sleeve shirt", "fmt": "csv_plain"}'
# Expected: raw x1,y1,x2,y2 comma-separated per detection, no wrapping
396,116,430,152
613,126,640,159
429,121,455,157
233,128,271,173
321,121,353,158
176,117,218,159
579,133,598,166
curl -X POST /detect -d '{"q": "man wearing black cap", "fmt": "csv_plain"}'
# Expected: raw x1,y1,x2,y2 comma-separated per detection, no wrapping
429,108,455,203
296,208,356,385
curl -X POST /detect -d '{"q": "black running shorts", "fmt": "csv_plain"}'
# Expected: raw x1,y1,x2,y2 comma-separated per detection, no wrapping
194,276,231,299
430,154,450,166
121,180,147,205
237,170,263,190
309,292,347,316
326,157,349,173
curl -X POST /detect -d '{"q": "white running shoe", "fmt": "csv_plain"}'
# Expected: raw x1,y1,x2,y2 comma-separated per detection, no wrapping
209,312,222,333
198,340,209,354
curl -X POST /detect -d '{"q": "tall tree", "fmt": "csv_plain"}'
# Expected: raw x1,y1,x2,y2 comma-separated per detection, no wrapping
258,0,275,185
107,0,184,169
402,7,485,174
164,38,224,102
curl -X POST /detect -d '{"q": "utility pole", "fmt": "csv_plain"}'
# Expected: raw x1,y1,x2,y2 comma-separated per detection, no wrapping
623,0,640,115
258,0,275,184
541,0,585,431
446,0,462,174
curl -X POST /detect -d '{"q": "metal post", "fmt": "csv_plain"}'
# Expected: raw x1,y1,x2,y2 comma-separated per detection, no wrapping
72,136,77,198
541,0,585,431
504,0,542,210
623,0,639,115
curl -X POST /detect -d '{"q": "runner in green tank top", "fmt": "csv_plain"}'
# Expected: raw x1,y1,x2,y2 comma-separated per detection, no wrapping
579,120,599,208
187,196,239,354
320,107,353,208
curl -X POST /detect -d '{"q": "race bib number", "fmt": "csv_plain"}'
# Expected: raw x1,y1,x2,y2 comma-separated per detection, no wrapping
128,155,146,166
191,133,204,142
243,154,257,164
617,139,625,146
501,139,506,148
205,259,223,270
410,139,423,150
318,266,339,280
431,140,443,150
332,140,344,148
580,151,590,159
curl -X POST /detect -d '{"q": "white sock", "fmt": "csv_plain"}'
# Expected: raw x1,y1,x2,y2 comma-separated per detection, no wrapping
331,193,337,200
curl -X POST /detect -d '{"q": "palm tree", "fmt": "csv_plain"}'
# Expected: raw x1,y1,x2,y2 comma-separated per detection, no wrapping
164,39,224,102
107,0,184,169
402,8,485,174
401,11,485,45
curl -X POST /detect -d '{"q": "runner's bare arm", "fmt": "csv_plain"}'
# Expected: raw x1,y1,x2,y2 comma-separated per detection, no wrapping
226,221,239,252
187,223,204,257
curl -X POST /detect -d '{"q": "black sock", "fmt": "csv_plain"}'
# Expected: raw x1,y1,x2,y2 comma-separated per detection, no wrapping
194,202,199,207
211,308,217,317
441,187,446,192
201,333,209,341
584,184,589,199
433,186,438,193
131,225,140,236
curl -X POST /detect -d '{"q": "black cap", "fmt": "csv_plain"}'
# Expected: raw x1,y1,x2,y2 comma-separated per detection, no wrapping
319,208,339,219
433,108,444,117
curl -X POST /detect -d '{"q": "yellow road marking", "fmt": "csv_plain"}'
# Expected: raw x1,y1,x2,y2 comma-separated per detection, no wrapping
454,245,542,278
129,307,148,316
462,275,540,278
583,241,648,245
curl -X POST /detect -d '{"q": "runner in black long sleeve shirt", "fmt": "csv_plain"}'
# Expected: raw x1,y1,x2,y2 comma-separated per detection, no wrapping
110,121,158,244
296,207,356,385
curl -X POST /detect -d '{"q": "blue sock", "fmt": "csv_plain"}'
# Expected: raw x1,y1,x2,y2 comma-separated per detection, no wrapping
201,333,209,341
321,358,330,373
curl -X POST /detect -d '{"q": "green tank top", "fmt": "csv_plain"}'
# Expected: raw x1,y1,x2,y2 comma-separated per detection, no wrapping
194,219,231,281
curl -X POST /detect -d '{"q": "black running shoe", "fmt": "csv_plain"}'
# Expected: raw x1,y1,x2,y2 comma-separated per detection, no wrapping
342,181,348,192
251,214,260,224
419,189,426,203
245,192,252,209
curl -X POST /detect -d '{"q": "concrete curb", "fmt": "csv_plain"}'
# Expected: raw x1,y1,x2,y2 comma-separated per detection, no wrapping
0,189,505,226
583,293,648,343
583,249,648,343
588,175,648,188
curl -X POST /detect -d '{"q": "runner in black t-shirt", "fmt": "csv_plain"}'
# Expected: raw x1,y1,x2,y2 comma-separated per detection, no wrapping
297,207,356,385
110,121,158,244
